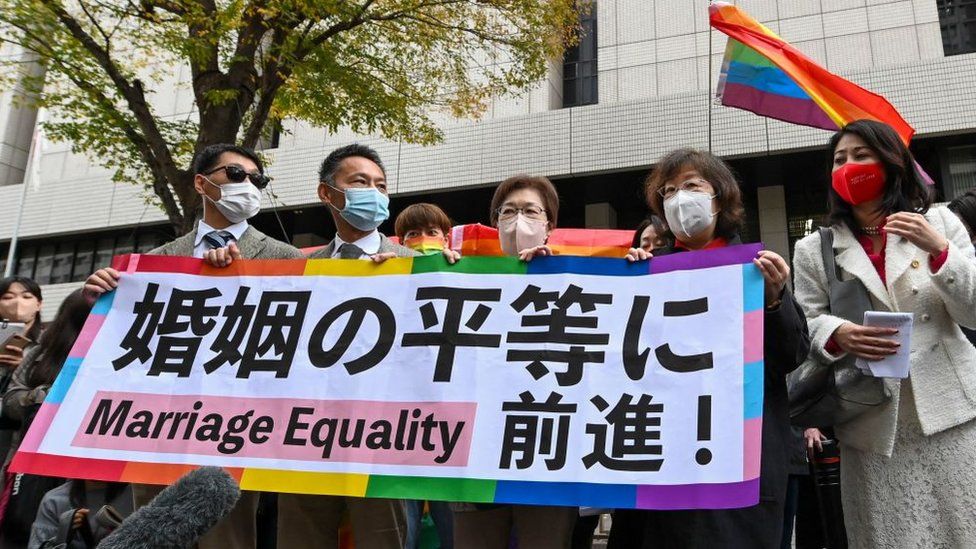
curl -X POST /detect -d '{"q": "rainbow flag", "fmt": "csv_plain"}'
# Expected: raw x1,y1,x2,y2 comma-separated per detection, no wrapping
449,224,635,258
709,2,914,144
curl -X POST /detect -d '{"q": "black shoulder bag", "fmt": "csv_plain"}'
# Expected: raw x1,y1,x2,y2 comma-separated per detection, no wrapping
788,227,891,427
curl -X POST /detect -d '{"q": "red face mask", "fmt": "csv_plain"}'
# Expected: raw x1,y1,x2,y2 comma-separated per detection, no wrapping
831,162,886,205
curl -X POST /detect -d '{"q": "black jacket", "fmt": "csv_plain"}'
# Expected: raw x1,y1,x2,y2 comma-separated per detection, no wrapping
636,238,812,549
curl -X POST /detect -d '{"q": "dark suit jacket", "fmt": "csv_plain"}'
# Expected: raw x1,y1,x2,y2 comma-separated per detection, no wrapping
634,236,811,549
305,233,418,259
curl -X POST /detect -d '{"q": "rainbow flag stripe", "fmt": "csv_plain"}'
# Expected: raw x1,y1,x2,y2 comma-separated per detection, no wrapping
13,248,765,510
450,224,635,259
710,2,915,144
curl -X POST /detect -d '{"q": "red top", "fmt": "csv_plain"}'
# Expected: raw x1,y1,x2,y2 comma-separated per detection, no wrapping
674,237,728,251
825,229,948,355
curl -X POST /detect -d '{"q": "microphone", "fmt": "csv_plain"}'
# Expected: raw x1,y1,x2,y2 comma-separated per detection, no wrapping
97,467,240,549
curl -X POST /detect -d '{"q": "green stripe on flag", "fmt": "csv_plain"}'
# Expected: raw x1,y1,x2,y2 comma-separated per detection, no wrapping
729,40,776,67
410,254,528,275
366,475,497,502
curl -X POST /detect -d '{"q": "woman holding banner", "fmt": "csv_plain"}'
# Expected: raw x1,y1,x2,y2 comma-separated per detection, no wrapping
451,174,578,549
623,148,810,548
792,120,976,547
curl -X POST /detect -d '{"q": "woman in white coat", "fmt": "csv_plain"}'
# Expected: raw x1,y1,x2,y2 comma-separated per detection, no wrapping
793,120,976,547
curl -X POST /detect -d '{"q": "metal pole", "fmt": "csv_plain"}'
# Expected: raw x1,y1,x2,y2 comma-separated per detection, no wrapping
707,1,714,152
3,176,30,278
3,110,41,278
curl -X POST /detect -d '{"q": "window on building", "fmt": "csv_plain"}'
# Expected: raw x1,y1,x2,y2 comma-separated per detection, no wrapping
50,242,75,284
2,225,174,285
73,241,94,280
943,144,976,199
563,2,598,108
938,0,976,56
255,120,283,151
15,244,37,280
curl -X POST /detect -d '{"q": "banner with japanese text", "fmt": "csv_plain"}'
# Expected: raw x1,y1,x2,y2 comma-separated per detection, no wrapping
13,245,765,510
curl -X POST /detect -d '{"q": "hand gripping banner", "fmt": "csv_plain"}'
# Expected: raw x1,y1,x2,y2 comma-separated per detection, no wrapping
13,246,765,510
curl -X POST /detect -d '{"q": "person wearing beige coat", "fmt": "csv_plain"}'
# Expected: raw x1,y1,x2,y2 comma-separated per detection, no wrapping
792,120,976,548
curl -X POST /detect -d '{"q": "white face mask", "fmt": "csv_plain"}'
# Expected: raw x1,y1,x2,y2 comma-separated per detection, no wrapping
204,178,262,223
663,190,717,240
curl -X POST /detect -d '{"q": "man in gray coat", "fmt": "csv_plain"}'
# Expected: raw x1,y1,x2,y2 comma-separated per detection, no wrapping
275,144,413,549
83,143,303,549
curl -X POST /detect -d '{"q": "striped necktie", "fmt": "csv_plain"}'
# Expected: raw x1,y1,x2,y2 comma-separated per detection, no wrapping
202,230,235,250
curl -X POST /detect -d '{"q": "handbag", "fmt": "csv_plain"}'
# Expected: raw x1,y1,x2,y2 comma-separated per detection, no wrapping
788,227,891,427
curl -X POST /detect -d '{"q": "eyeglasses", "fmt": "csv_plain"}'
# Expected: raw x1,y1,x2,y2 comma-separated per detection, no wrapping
205,165,271,189
496,205,547,221
658,178,713,200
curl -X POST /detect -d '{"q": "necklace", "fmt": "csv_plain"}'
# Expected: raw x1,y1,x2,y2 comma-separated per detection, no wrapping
862,225,882,236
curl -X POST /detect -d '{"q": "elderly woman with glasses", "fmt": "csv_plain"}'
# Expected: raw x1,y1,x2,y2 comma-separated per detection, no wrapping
450,174,578,549
623,148,810,549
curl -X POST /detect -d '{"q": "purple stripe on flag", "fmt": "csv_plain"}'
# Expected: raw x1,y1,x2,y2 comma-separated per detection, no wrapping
636,478,760,510
650,243,763,274
721,82,839,132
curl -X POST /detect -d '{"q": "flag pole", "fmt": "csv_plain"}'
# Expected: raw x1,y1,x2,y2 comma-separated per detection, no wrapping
707,1,714,152
3,108,43,278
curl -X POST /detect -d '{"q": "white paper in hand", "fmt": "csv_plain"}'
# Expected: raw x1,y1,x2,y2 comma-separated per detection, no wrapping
856,311,913,378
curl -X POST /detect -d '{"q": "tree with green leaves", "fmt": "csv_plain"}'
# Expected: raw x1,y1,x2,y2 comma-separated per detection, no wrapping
0,0,579,233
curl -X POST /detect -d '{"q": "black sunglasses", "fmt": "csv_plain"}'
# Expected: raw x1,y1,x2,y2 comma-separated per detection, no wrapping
205,165,271,189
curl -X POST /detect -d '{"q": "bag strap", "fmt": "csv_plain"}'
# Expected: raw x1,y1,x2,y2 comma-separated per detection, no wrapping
818,227,840,284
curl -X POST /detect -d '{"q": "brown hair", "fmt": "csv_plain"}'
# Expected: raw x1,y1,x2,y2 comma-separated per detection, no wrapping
644,148,745,240
394,203,454,241
489,174,560,230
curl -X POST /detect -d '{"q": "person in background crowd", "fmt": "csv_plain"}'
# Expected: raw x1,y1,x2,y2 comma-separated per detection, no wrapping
780,426,810,549
394,203,455,258
792,119,976,548
0,276,42,491
28,480,132,549
947,189,976,247
2,290,91,470
393,202,457,549
947,189,976,345
632,214,671,253
451,174,577,549
83,143,304,549
625,148,810,548
278,143,411,549
0,289,89,548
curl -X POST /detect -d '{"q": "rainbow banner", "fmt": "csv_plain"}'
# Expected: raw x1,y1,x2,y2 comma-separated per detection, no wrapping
450,224,635,258
710,2,915,143
14,248,764,510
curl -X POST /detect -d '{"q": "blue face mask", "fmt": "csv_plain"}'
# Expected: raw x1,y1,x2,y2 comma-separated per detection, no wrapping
328,186,390,231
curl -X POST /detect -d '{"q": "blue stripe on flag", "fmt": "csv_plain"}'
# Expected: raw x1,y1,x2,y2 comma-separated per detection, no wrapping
725,61,811,100
743,361,765,419
46,357,83,404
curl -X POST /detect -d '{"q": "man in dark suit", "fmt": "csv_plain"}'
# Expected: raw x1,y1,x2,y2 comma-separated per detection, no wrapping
275,144,414,549
305,143,416,261
83,143,303,549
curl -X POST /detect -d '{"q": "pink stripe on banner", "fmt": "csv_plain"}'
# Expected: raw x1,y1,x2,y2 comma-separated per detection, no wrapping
636,478,759,510
743,310,764,364
743,417,763,480
721,82,838,131
68,314,106,359
20,403,59,453
74,392,477,467
450,226,465,253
